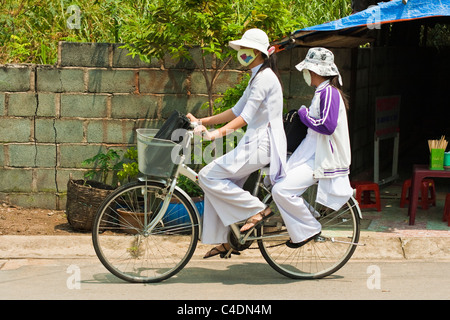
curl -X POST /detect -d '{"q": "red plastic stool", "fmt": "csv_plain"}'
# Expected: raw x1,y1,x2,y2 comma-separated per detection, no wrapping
400,178,436,210
351,181,381,211
443,193,450,227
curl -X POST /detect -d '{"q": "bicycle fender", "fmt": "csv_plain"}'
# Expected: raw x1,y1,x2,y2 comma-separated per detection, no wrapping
350,196,363,219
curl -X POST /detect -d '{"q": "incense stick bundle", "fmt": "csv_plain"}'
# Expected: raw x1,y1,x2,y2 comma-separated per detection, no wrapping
428,136,448,151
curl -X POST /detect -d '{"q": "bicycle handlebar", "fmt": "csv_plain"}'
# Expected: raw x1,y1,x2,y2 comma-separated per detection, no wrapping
189,121,199,129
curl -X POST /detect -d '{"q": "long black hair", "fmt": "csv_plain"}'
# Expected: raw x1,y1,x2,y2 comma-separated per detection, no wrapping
249,48,283,88
327,75,349,110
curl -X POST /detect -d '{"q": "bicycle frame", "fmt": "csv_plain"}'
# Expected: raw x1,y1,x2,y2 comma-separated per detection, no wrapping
139,129,362,249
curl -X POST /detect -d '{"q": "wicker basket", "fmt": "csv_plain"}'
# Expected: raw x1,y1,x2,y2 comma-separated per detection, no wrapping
66,179,115,231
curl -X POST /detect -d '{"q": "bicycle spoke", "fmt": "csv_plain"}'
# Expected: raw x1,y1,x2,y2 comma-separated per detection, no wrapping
258,187,360,279
92,181,199,283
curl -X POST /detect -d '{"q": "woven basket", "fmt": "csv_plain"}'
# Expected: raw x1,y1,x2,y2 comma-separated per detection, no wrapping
66,179,115,231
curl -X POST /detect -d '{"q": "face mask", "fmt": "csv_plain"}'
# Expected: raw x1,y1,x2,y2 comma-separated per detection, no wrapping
237,48,257,67
303,69,312,86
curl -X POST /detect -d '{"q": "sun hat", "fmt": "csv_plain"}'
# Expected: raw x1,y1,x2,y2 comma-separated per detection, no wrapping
295,47,343,85
229,28,270,57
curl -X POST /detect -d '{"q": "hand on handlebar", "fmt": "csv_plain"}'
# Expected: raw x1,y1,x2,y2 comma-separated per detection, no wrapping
193,125,215,141
186,113,214,140
186,113,198,123
187,113,201,130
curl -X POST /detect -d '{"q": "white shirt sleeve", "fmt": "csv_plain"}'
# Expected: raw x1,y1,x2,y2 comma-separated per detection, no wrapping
232,71,269,124
231,86,250,117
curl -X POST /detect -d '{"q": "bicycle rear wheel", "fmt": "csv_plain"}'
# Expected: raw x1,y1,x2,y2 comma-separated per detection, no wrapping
258,184,360,279
92,180,199,283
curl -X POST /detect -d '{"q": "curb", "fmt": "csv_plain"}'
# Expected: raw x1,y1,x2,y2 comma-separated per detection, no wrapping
354,233,450,260
1,234,449,261
0,235,96,259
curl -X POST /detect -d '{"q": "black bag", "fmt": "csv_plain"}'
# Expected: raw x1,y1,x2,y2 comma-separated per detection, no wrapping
155,110,191,143
283,109,307,153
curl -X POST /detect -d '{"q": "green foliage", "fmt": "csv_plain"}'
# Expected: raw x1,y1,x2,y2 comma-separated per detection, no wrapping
122,0,240,61
176,175,203,198
7,35,32,63
82,147,140,186
210,73,250,116
0,0,141,64
82,149,122,185
0,0,352,65
117,147,139,182
289,0,351,28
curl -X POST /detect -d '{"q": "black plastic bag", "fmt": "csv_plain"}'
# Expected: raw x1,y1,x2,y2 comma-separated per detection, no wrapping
155,110,191,142
283,109,307,153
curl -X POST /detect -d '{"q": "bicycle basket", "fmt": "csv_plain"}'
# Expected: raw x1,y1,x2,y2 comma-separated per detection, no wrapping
136,128,183,178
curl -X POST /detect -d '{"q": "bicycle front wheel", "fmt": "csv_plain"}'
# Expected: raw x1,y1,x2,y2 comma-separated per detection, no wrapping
92,180,199,283
258,184,360,279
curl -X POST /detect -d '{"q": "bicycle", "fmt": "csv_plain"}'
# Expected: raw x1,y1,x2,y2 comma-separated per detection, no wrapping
92,126,363,283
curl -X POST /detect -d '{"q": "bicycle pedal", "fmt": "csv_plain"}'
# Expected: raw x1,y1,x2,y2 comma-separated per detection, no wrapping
314,235,326,243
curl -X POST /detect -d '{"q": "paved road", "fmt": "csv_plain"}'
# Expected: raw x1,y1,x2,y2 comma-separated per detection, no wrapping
1,257,449,301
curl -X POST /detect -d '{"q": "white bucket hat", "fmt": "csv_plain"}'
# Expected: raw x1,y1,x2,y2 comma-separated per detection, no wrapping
229,28,270,57
295,47,343,85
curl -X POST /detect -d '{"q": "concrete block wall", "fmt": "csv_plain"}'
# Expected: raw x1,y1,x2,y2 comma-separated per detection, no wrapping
0,42,356,210
351,47,374,175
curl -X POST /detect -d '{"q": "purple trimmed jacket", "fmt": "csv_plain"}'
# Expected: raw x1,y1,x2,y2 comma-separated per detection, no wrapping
296,80,351,179
298,83,340,136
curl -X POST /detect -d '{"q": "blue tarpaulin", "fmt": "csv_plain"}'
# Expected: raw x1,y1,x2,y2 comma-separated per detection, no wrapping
301,0,450,32
277,0,450,48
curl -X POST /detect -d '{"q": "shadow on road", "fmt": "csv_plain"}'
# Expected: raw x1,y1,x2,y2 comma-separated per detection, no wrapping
86,262,343,285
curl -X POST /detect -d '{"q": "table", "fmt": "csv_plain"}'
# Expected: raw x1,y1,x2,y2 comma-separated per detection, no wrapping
408,164,450,225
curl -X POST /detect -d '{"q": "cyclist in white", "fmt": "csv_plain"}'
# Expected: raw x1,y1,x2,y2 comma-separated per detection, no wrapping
187,28,286,258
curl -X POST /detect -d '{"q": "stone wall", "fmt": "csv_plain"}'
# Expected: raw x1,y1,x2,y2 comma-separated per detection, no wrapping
0,42,357,209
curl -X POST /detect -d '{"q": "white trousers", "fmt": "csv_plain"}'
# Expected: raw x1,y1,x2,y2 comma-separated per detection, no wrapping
199,137,270,244
271,160,322,243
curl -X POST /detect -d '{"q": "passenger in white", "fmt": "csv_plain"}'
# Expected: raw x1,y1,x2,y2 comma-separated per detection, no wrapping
271,47,353,248
186,29,286,258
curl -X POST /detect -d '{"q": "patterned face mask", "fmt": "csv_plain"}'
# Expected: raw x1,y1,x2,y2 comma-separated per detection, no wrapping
237,48,258,67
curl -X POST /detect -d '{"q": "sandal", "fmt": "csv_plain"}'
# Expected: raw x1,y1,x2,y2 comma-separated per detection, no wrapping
286,232,321,249
203,244,241,259
240,208,274,233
